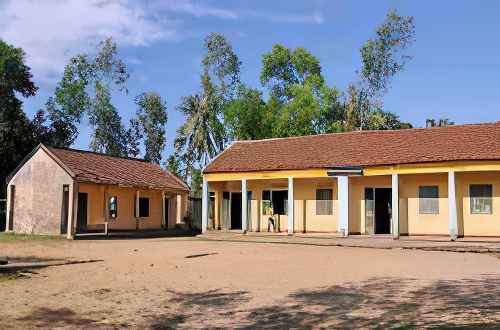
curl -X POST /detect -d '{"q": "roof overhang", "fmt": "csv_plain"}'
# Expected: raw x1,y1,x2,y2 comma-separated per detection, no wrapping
327,166,363,177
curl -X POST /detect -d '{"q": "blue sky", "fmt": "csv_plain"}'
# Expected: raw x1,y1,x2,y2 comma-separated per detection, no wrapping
1,0,499,162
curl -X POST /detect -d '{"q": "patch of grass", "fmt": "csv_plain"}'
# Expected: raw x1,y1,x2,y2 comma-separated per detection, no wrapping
0,232,67,243
0,272,23,284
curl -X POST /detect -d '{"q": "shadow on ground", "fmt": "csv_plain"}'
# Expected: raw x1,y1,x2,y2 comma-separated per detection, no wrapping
150,277,500,329
3,307,124,329
74,229,200,241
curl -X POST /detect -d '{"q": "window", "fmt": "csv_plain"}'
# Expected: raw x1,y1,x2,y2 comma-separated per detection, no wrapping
109,196,117,219
262,190,288,215
316,189,333,215
419,186,439,214
470,184,492,214
139,197,149,217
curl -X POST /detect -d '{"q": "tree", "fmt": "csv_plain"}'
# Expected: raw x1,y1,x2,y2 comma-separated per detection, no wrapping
47,37,131,148
223,85,273,141
426,118,454,127
259,44,322,101
0,39,39,197
173,32,239,174
201,31,242,101
353,9,415,128
174,73,225,168
275,75,345,137
88,81,131,156
32,107,78,148
132,92,168,164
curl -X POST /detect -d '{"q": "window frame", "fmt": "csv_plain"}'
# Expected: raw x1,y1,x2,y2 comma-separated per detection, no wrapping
419,186,439,214
139,197,150,218
469,184,493,215
109,196,118,219
262,189,288,216
316,188,333,216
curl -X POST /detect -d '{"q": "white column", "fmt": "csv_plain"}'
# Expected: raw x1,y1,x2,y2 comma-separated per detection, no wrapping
241,179,248,233
202,177,209,233
288,177,294,234
337,176,349,237
392,174,399,239
448,170,458,240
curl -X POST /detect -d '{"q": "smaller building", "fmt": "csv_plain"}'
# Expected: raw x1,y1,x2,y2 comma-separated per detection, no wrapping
5,144,190,238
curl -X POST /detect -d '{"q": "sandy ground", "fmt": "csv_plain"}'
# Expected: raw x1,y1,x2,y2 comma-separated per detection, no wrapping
2,237,500,329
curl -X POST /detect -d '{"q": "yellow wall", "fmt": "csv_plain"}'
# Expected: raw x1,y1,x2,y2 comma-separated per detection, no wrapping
294,178,338,232
78,184,105,225
399,173,449,235
78,184,174,230
205,165,500,236
209,178,338,233
458,171,500,236
348,176,391,234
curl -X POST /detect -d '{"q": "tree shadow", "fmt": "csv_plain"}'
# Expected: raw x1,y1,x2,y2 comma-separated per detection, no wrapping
150,277,500,329
74,229,199,241
14,307,101,328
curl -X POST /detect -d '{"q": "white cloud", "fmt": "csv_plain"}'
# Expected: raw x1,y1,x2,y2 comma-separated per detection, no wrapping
157,1,237,19
0,0,237,89
242,10,324,24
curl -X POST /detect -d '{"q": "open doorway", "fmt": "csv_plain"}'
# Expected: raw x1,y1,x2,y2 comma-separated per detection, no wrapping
76,192,88,231
230,192,242,229
365,188,392,234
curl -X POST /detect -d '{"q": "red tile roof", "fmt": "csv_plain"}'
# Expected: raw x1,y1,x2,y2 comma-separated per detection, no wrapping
49,147,189,192
203,122,500,173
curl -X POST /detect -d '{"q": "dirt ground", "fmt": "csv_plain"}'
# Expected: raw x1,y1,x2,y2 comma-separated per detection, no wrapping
2,236,500,329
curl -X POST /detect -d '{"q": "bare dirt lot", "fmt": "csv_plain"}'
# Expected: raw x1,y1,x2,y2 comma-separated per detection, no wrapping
2,236,500,329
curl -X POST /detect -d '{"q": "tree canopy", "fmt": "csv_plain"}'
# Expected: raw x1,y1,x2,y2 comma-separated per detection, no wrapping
133,92,168,164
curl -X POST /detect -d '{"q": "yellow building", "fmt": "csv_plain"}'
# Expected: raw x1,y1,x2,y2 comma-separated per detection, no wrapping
201,123,500,238
5,144,189,238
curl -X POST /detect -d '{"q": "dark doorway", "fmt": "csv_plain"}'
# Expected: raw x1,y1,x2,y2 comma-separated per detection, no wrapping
77,193,88,229
231,192,242,229
164,198,169,229
60,186,69,234
375,188,391,234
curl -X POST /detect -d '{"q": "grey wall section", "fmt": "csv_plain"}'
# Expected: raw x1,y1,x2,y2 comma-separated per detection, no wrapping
7,148,73,235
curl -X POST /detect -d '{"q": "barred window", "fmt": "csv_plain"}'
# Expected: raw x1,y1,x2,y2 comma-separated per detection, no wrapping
316,189,333,215
419,186,439,214
470,185,493,214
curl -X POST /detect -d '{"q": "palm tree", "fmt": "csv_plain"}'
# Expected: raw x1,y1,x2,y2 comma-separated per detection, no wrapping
174,72,226,168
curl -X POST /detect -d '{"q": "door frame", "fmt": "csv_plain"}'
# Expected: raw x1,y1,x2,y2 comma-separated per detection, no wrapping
230,192,242,230
366,187,392,235
77,192,89,230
